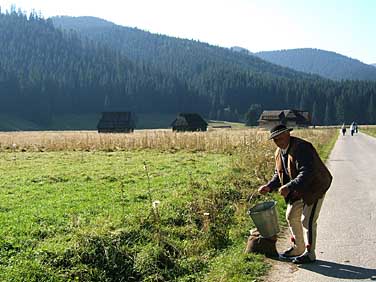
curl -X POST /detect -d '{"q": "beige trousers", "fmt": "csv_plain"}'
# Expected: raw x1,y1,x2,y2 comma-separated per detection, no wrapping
285,195,325,258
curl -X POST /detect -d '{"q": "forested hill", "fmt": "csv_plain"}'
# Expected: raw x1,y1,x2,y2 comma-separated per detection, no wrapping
0,11,204,128
49,16,376,125
1,12,376,130
255,48,376,81
52,16,316,82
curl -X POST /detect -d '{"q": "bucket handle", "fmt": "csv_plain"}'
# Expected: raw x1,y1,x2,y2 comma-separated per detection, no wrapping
247,189,274,205
247,190,258,204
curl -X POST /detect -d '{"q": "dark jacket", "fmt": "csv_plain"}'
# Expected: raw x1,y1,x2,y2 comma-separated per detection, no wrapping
267,136,332,205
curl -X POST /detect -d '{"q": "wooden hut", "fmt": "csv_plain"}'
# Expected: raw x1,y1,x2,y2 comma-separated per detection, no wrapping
258,109,311,129
97,112,135,133
171,113,208,132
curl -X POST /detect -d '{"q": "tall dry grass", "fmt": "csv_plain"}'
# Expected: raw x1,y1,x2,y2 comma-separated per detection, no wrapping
0,128,337,153
233,127,337,188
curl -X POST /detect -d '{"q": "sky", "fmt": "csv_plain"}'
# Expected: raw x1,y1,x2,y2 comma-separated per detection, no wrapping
0,0,375,64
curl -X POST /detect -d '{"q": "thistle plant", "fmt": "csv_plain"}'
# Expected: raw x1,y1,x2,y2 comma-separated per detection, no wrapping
143,161,153,207
119,181,127,223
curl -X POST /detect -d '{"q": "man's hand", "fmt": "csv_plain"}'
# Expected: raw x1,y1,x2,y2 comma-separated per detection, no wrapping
258,185,271,195
278,185,290,198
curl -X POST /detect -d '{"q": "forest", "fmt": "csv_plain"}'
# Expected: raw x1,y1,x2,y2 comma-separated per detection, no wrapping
1,10,376,129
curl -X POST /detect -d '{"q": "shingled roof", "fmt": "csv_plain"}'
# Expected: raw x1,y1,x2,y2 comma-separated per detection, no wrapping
97,112,135,133
171,113,208,132
258,109,311,128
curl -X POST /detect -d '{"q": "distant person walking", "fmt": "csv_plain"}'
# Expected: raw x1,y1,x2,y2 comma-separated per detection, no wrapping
350,122,355,136
341,123,346,136
258,124,332,264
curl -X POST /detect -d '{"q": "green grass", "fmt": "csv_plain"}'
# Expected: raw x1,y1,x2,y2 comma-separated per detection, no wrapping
0,114,100,131
314,129,339,162
208,120,247,129
360,126,376,138
0,113,250,131
0,128,339,281
135,113,178,129
0,150,268,281
204,244,268,282
0,113,181,131
0,114,42,131
49,114,101,130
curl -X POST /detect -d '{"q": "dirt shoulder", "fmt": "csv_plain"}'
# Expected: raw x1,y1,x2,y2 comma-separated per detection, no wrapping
262,228,299,282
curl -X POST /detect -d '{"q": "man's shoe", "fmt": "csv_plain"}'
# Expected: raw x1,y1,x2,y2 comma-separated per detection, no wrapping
292,252,316,264
280,246,304,258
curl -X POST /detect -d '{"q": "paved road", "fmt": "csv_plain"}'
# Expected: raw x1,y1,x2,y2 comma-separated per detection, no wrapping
265,132,376,282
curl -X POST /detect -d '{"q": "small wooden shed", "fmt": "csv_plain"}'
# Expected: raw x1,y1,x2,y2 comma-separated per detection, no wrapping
171,113,208,132
97,112,135,133
258,109,311,129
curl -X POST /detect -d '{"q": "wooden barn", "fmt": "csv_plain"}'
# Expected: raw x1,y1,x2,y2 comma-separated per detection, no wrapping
97,112,135,133
171,113,208,132
258,109,311,129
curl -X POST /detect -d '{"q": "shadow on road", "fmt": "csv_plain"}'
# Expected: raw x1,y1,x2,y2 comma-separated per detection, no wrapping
300,260,376,280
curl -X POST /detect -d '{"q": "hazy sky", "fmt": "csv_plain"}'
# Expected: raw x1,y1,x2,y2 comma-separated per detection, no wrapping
1,0,375,64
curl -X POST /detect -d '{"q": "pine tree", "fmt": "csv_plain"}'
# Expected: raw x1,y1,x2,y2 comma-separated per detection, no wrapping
368,93,375,124
244,104,262,126
334,95,345,124
311,101,319,125
324,101,332,125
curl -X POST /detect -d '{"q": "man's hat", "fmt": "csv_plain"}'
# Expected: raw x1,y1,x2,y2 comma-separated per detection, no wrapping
269,124,293,140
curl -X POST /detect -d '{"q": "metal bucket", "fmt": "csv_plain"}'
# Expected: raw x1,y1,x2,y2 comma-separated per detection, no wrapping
248,201,280,238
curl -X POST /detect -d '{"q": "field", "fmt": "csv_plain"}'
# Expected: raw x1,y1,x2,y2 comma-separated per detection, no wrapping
359,125,376,137
0,113,245,131
0,128,337,281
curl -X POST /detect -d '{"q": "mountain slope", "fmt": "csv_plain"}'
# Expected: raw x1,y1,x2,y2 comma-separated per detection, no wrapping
50,17,376,126
0,11,200,129
230,46,253,56
255,48,376,81
1,12,376,130
52,16,320,82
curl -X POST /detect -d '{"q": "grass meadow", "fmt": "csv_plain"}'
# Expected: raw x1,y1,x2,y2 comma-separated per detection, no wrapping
0,128,338,281
359,125,376,137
